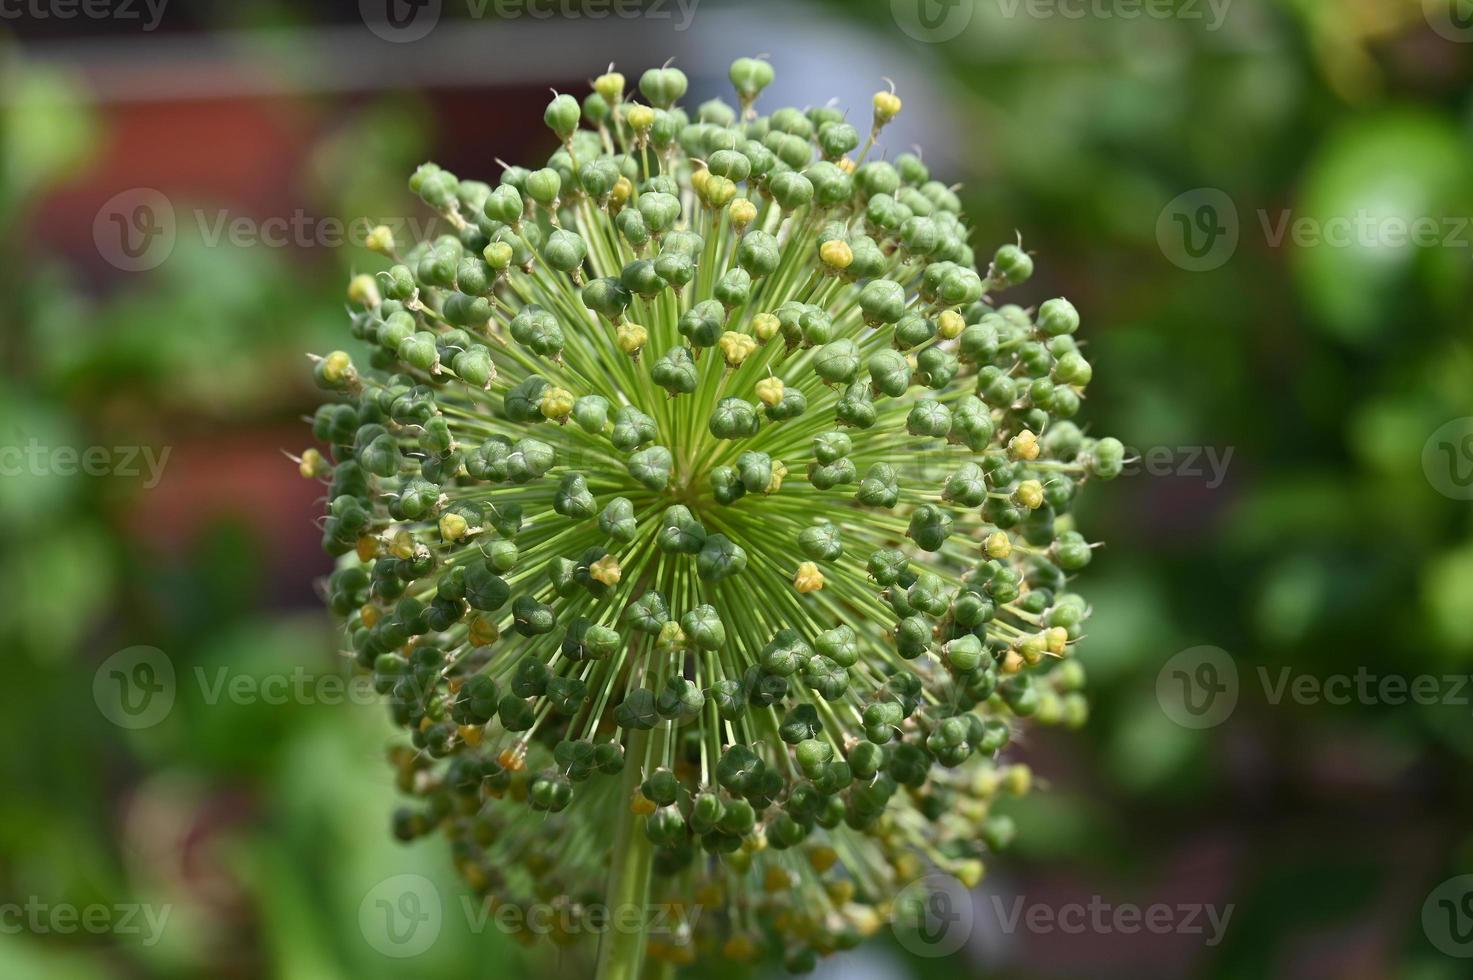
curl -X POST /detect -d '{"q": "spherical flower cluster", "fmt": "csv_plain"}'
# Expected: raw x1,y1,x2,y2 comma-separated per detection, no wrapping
306,58,1122,974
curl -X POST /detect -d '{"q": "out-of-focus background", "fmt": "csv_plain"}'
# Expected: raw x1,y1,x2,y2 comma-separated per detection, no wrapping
3,1,1472,977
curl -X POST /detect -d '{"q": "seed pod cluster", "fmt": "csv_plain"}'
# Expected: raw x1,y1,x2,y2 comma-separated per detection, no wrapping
309,59,1121,971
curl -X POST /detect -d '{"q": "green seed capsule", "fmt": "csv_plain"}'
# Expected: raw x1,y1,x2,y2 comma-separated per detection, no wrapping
729,56,774,100
628,445,674,491
544,92,581,140
697,534,747,582
639,66,688,108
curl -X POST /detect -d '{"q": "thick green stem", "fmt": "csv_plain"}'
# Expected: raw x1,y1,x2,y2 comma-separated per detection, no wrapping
594,726,655,980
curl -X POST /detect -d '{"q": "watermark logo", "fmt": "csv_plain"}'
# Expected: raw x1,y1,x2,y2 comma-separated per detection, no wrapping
94,188,175,273
360,874,442,958
1157,646,1238,729
891,0,975,43
93,646,175,731
1157,188,1239,272
360,0,442,42
1424,0,1473,43
1423,875,1473,957
1423,417,1473,501
891,872,973,957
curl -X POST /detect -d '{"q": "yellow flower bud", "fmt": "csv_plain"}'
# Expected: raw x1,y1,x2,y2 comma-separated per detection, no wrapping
355,535,379,562
630,790,657,815
689,167,709,196
1018,632,1047,666
319,350,354,387
610,175,633,207
956,859,985,889
1002,650,1025,674
937,309,965,339
1014,479,1044,510
539,385,574,421
297,447,327,479
873,89,902,124
837,156,856,174
347,273,380,308
484,241,514,270
1003,763,1033,795
795,561,825,594
719,331,757,367
438,511,468,543
722,934,757,962
625,103,654,132
984,530,1012,559
469,615,499,647
617,321,648,356
1046,626,1069,656
767,459,787,494
360,604,381,628
751,312,780,342
365,224,395,255
819,238,853,270
700,174,736,207
755,375,785,406
389,528,415,560
807,845,839,873
826,879,856,905
589,553,622,586
729,197,757,226
594,70,625,104
1008,428,1040,460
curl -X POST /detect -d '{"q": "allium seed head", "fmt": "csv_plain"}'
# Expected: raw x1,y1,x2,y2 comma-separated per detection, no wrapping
308,58,1119,971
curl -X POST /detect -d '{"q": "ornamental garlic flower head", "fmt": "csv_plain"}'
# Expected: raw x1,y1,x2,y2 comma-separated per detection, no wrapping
307,59,1122,974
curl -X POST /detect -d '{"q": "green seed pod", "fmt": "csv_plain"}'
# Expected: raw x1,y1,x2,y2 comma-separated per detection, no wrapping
525,167,562,205
639,66,689,108
1037,297,1080,336
697,534,747,582
544,92,581,141
708,397,760,439
729,56,774,101
798,521,842,561
813,339,861,384
859,279,907,327
554,472,596,519
628,445,674,491
610,407,657,451
543,228,587,273
653,346,699,395
599,497,638,543
680,604,726,651
769,170,815,211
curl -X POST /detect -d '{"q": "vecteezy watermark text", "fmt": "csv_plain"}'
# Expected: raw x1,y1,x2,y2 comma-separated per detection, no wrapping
0,0,167,29
995,0,1232,31
0,898,172,947
1118,444,1234,489
989,894,1234,945
359,0,699,44
1,435,170,489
